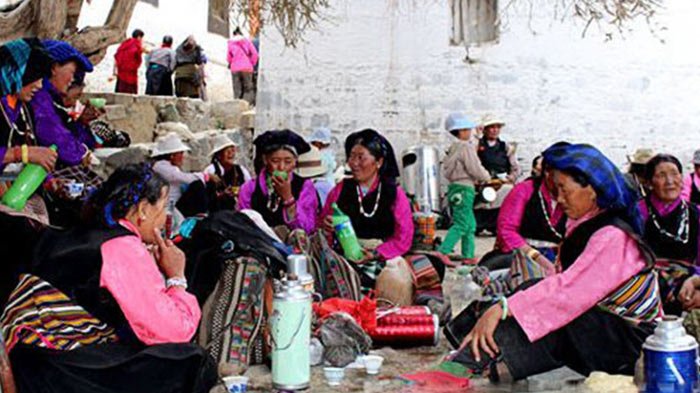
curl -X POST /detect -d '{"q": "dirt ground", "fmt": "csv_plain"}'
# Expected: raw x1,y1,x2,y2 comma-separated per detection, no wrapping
211,234,602,392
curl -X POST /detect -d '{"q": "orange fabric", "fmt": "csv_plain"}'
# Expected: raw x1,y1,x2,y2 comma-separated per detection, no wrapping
6,95,17,110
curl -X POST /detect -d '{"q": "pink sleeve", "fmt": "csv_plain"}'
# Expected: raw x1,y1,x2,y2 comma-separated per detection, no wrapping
376,187,415,259
496,181,534,253
237,178,256,210
283,179,318,233
681,174,693,202
100,236,201,345
508,226,646,342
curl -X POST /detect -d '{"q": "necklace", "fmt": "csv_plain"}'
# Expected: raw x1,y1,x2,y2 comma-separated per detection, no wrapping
649,200,690,244
356,182,381,218
538,189,563,240
0,102,32,148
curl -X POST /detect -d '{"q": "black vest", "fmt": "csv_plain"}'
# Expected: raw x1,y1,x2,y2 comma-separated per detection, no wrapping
214,163,245,189
31,225,139,344
559,211,654,272
250,174,306,228
691,174,700,205
477,138,510,177
211,163,246,211
336,178,397,240
518,179,566,243
643,199,699,263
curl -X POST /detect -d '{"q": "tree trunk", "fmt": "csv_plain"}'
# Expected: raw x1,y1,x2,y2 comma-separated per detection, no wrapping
0,0,138,66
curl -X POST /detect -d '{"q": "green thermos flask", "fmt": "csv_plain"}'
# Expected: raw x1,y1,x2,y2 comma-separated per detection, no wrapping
331,203,364,261
271,278,311,391
2,145,56,211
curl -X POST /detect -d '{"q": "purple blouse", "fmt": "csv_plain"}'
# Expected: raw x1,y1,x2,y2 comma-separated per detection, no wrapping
238,171,319,233
0,97,21,172
31,80,89,166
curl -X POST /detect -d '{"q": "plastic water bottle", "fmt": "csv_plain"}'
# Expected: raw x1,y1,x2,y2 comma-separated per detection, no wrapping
331,203,364,261
1,145,56,211
450,266,482,319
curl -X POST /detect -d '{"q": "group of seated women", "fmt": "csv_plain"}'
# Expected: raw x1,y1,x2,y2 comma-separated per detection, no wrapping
450,142,700,384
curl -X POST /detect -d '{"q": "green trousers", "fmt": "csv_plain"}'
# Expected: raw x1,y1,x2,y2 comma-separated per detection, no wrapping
438,184,477,258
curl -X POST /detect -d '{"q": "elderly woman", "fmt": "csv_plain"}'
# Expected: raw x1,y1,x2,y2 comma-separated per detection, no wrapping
3,164,216,393
448,144,660,382
0,38,57,306
151,132,213,226
639,154,700,314
318,129,414,292
204,134,251,211
479,143,568,272
238,129,318,234
174,36,205,99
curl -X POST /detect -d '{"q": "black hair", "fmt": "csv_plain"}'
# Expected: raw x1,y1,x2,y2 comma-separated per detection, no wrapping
82,164,168,228
233,27,243,36
132,29,145,39
644,154,683,181
531,155,543,177
162,35,173,45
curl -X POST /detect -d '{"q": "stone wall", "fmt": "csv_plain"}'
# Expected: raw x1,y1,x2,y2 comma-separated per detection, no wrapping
256,0,700,174
84,93,256,176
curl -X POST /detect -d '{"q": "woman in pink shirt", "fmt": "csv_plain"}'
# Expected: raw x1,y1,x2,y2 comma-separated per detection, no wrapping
479,143,568,273
447,144,661,383
316,129,414,295
6,164,216,393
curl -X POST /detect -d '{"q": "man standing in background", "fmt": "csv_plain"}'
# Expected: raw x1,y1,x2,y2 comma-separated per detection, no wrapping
113,29,146,94
145,35,176,96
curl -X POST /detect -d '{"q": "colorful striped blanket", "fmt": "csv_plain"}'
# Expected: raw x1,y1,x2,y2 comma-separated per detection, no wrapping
0,274,118,353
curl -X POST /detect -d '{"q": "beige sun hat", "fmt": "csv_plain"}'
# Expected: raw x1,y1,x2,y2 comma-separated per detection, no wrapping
295,147,327,178
627,148,655,165
481,114,505,128
151,132,190,157
208,134,240,157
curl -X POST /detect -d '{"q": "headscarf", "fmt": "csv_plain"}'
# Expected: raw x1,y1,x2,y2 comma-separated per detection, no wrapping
41,40,93,73
0,38,52,96
344,128,400,179
253,129,311,174
543,143,643,234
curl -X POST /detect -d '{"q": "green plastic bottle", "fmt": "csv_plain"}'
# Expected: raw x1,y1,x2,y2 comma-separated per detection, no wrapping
2,145,56,211
331,203,364,261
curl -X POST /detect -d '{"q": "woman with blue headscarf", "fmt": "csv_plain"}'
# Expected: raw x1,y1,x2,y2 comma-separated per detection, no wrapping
446,143,661,383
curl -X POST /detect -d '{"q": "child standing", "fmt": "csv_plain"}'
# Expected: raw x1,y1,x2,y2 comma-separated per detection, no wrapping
438,112,491,263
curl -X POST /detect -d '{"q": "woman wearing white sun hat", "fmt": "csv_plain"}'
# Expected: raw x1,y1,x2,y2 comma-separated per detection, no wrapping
204,134,251,210
151,132,211,223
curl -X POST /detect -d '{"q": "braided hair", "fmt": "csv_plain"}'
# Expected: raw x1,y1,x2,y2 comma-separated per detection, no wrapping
82,164,168,228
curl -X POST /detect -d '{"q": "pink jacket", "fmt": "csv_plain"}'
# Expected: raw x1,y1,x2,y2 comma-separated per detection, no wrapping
227,37,258,73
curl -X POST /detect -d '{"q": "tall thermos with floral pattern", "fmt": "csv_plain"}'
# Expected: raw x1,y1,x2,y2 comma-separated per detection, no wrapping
271,277,311,391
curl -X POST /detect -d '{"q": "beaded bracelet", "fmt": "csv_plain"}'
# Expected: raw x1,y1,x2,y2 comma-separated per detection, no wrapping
166,276,188,290
499,296,508,320
282,197,296,207
20,144,28,164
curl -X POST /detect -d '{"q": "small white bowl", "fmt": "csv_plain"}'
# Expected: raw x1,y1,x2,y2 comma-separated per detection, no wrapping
323,367,345,386
362,355,384,375
222,375,249,393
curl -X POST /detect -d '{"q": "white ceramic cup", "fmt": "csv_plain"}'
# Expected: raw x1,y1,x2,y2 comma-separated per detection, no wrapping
362,355,384,375
222,376,249,393
323,367,345,386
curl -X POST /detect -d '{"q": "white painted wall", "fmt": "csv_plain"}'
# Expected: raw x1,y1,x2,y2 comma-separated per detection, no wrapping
78,0,238,101
256,0,700,173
